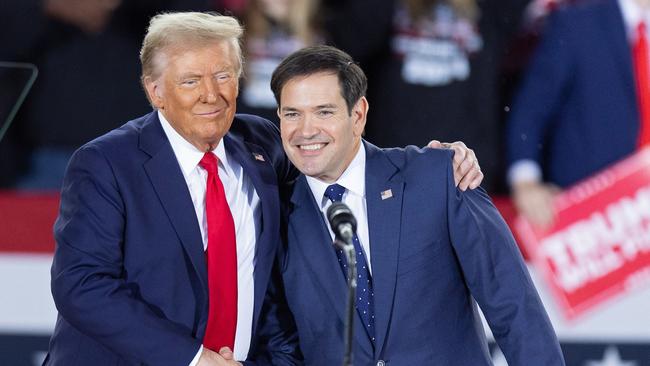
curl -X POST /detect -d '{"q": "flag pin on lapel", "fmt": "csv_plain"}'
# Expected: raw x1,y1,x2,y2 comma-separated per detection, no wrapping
253,153,265,162
380,189,393,200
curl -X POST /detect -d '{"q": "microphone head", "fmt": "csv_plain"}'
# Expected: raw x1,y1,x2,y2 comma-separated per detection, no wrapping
327,202,357,235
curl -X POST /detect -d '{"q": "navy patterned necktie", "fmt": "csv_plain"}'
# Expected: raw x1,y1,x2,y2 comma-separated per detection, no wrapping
324,184,375,344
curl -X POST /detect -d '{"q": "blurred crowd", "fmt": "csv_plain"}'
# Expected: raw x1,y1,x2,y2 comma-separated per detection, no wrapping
1,0,648,228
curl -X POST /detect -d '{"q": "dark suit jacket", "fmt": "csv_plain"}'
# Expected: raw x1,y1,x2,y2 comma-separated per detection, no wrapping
507,0,640,187
44,112,295,365
265,141,564,365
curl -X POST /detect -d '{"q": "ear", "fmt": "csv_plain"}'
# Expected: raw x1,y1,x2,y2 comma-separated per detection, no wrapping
351,96,368,137
143,76,164,109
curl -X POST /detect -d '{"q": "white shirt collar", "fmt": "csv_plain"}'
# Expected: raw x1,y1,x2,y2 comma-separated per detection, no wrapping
158,110,232,178
306,142,366,207
619,0,650,40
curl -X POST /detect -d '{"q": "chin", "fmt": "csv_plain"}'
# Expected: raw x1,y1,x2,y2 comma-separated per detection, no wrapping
200,125,227,139
300,164,322,178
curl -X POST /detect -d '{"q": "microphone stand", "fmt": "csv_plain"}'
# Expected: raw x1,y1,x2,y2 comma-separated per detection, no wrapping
335,237,357,366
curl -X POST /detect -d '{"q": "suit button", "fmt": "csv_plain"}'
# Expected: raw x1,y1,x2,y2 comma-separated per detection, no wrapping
377,361,386,366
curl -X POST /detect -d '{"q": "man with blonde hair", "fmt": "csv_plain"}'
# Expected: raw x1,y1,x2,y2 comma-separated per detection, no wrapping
42,11,482,366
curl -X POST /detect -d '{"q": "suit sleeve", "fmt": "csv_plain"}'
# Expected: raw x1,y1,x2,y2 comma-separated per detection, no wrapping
51,145,201,365
444,156,565,365
506,10,574,167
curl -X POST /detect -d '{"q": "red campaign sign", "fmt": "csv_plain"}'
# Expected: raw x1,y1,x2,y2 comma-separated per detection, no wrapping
516,148,650,319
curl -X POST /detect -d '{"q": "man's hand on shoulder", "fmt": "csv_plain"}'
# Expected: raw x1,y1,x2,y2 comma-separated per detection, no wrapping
197,347,242,366
428,140,483,190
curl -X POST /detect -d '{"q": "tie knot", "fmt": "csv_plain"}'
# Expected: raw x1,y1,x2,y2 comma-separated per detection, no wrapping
324,184,346,203
639,21,647,35
199,152,219,174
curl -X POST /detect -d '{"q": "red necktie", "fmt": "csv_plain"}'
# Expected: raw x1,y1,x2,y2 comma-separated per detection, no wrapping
633,21,650,147
199,152,238,351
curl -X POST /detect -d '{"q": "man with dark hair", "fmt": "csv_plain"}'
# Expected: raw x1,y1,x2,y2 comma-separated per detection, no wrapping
43,12,483,366
259,45,565,365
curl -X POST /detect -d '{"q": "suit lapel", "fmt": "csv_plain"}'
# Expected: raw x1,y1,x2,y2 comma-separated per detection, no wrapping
139,113,282,337
364,141,404,357
289,176,349,323
139,113,208,299
223,134,279,332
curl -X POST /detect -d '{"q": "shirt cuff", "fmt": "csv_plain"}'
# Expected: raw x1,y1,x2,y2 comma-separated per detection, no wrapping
508,159,543,187
189,345,203,366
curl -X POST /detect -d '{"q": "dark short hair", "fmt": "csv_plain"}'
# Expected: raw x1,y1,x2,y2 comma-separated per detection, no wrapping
270,45,367,114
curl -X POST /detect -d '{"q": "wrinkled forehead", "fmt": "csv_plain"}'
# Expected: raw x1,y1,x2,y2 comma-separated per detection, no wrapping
151,38,241,79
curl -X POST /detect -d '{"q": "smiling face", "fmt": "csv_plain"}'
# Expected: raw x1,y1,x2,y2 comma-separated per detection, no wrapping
144,40,239,151
279,72,367,183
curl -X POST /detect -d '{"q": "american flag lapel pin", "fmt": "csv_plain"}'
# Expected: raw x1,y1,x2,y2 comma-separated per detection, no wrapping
380,189,393,200
253,153,265,162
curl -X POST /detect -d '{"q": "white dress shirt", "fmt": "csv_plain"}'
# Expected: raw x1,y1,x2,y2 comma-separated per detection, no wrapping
508,0,650,187
306,144,372,274
619,0,650,39
158,111,260,363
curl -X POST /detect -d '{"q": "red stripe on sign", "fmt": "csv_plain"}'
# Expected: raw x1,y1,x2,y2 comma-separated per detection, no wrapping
0,191,59,253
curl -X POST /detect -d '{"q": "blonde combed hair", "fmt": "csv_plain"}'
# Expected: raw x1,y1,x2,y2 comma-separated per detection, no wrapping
140,12,244,81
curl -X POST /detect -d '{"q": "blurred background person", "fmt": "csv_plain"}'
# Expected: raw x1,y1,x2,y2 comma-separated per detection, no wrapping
506,0,650,228
0,0,207,190
237,0,323,124
323,0,529,193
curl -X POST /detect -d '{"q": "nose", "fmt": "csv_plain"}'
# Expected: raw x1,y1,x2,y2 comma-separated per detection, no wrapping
298,115,319,138
199,79,218,104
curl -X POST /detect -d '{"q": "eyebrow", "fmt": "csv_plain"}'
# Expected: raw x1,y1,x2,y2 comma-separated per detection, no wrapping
314,104,337,109
178,68,234,80
177,72,201,80
280,104,339,112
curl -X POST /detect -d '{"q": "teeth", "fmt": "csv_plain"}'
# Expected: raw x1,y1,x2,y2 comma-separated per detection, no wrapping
300,143,325,151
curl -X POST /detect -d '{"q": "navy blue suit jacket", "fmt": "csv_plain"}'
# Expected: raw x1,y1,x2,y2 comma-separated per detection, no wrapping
265,142,564,365
507,0,640,187
44,112,294,365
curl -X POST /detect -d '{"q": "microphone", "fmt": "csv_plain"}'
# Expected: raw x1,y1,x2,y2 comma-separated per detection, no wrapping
327,202,357,244
327,202,357,366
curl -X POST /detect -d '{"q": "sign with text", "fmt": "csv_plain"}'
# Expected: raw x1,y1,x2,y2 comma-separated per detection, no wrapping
516,148,650,319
